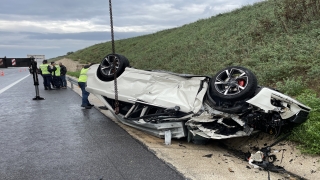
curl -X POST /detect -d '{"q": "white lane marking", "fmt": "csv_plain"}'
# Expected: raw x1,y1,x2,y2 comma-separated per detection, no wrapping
0,74,30,95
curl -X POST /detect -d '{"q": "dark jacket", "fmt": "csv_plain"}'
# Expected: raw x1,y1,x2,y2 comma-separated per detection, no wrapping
60,65,67,75
49,65,56,74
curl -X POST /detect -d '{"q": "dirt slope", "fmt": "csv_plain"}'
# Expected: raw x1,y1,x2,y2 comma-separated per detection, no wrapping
55,58,82,72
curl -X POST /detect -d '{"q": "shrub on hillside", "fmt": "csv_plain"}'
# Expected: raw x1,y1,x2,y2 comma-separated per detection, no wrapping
276,76,306,96
274,0,320,32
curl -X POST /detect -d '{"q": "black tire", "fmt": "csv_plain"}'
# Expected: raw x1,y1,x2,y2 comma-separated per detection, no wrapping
97,54,129,81
118,54,130,67
210,66,257,101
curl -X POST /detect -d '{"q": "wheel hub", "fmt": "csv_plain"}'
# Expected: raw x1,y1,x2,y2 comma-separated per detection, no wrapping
228,79,238,88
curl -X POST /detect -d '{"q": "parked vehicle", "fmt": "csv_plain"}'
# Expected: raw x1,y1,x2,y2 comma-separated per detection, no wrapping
86,54,311,141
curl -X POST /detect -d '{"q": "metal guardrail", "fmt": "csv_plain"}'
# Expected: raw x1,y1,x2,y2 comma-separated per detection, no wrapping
67,76,78,89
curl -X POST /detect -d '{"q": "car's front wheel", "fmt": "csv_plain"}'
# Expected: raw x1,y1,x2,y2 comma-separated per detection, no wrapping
210,66,257,101
97,54,130,81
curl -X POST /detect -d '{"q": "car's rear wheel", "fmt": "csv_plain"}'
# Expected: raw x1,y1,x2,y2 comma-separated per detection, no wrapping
210,66,257,101
97,54,130,81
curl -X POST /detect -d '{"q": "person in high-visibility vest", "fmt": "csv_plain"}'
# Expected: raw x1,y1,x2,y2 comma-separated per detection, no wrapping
51,62,61,89
39,60,53,90
78,63,94,109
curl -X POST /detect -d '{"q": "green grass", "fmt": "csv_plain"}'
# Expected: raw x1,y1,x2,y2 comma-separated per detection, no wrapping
67,71,80,78
290,90,320,154
51,0,320,154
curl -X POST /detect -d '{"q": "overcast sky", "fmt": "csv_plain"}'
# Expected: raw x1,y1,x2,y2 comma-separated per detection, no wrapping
0,0,263,59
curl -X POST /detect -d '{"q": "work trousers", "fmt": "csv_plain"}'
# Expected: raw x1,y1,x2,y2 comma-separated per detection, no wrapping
78,82,90,106
60,75,67,87
42,74,52,89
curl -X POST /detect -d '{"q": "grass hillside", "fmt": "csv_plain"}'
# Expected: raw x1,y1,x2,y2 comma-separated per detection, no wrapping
56,0,320,154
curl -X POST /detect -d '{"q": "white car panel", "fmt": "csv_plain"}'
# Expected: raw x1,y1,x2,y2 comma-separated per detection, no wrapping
87,65,207,113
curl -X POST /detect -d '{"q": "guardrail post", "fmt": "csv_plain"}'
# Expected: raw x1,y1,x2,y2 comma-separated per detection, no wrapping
71,79,74,89
67,76,79,89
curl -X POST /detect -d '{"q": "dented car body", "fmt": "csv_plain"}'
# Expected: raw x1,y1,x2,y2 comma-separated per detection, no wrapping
86,54,311,141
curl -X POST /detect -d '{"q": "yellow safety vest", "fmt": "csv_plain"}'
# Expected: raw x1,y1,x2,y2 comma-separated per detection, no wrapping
39,64,50,75
78,68,89,82
54,65,61,76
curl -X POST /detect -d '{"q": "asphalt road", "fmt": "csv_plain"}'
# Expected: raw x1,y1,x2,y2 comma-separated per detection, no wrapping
0,67,30,92
0,70,185,180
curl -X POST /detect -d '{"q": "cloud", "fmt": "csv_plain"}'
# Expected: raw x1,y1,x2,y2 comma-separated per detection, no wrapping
25,31,148,41
0,0,264,58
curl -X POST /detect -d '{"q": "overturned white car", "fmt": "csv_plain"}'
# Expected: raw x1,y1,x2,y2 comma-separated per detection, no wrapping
86,54,311,141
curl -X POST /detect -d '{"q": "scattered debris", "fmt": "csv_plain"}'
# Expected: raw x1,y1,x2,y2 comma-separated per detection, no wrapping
268,155,276,163
203,154,213,158
228,168,234,173
280,149,286,164
248,151,264,168
219,134,308,179
178,143,186,148
247,134,293,173
223,154,232,157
